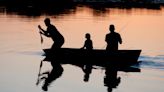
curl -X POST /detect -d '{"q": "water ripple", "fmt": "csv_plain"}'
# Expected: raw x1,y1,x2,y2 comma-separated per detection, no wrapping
139,55,164,70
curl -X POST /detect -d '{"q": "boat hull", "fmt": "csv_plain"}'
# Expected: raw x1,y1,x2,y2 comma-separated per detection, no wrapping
43,48,141,67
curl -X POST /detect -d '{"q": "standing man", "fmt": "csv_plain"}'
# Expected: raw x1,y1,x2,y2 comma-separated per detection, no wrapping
38,18,65,50
105,24,122,51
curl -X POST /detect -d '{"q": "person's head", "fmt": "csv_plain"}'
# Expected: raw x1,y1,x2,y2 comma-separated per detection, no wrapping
85,33,91,39
109,24,115,33
44,18,51,26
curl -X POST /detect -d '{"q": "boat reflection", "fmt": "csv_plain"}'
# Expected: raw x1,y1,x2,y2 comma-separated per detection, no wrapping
36,55,140,92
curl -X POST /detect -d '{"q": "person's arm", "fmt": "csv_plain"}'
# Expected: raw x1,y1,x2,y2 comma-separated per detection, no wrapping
105,34,108,43
90,40,93,49
38,25,46,33
81,41,86,49
38,25,50,37
118,34,122,44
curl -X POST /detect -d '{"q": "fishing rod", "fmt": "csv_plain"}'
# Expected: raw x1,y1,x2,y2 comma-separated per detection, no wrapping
118,20,130,33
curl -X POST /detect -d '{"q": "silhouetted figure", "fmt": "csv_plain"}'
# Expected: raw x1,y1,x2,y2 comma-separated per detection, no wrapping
80,33,93,82
81,33,93,50
37,61,64,91
38,18,65,50
105,24,122,51
104,66,121,92
82,64,93,82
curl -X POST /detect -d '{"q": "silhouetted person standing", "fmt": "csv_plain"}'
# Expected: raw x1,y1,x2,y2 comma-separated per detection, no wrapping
81,33,93,50
38,18,64,50
105,24,122,51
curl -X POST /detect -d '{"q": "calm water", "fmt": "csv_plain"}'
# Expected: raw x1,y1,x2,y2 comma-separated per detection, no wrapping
0,5,164,92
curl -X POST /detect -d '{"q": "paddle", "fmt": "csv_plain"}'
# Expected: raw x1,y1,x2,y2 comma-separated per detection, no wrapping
40,32,43,44
36,60,43,85
36,26,46,85
38,28,44,44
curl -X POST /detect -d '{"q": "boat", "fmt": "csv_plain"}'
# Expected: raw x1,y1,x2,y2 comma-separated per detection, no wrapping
43,48,141,67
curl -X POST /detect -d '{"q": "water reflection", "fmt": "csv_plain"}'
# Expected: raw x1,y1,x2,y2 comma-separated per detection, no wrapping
36,60,64,91
104,65,121,92
37,54,141,92
82,64,93,82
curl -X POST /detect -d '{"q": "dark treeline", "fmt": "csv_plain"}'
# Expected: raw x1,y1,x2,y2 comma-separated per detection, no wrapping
0,0,73,5
0,0,162,17
0,0,76,8
0,0,162,8
0,0,77,16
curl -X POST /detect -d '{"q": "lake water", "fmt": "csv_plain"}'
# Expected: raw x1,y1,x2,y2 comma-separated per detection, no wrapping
0,5,164,92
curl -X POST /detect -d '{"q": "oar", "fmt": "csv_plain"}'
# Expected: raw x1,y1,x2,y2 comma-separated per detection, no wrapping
36,26,45,85
36,60,43,85
39,29,44,44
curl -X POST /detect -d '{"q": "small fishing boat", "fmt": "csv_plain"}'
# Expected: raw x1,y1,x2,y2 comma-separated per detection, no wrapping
43,48,141,67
